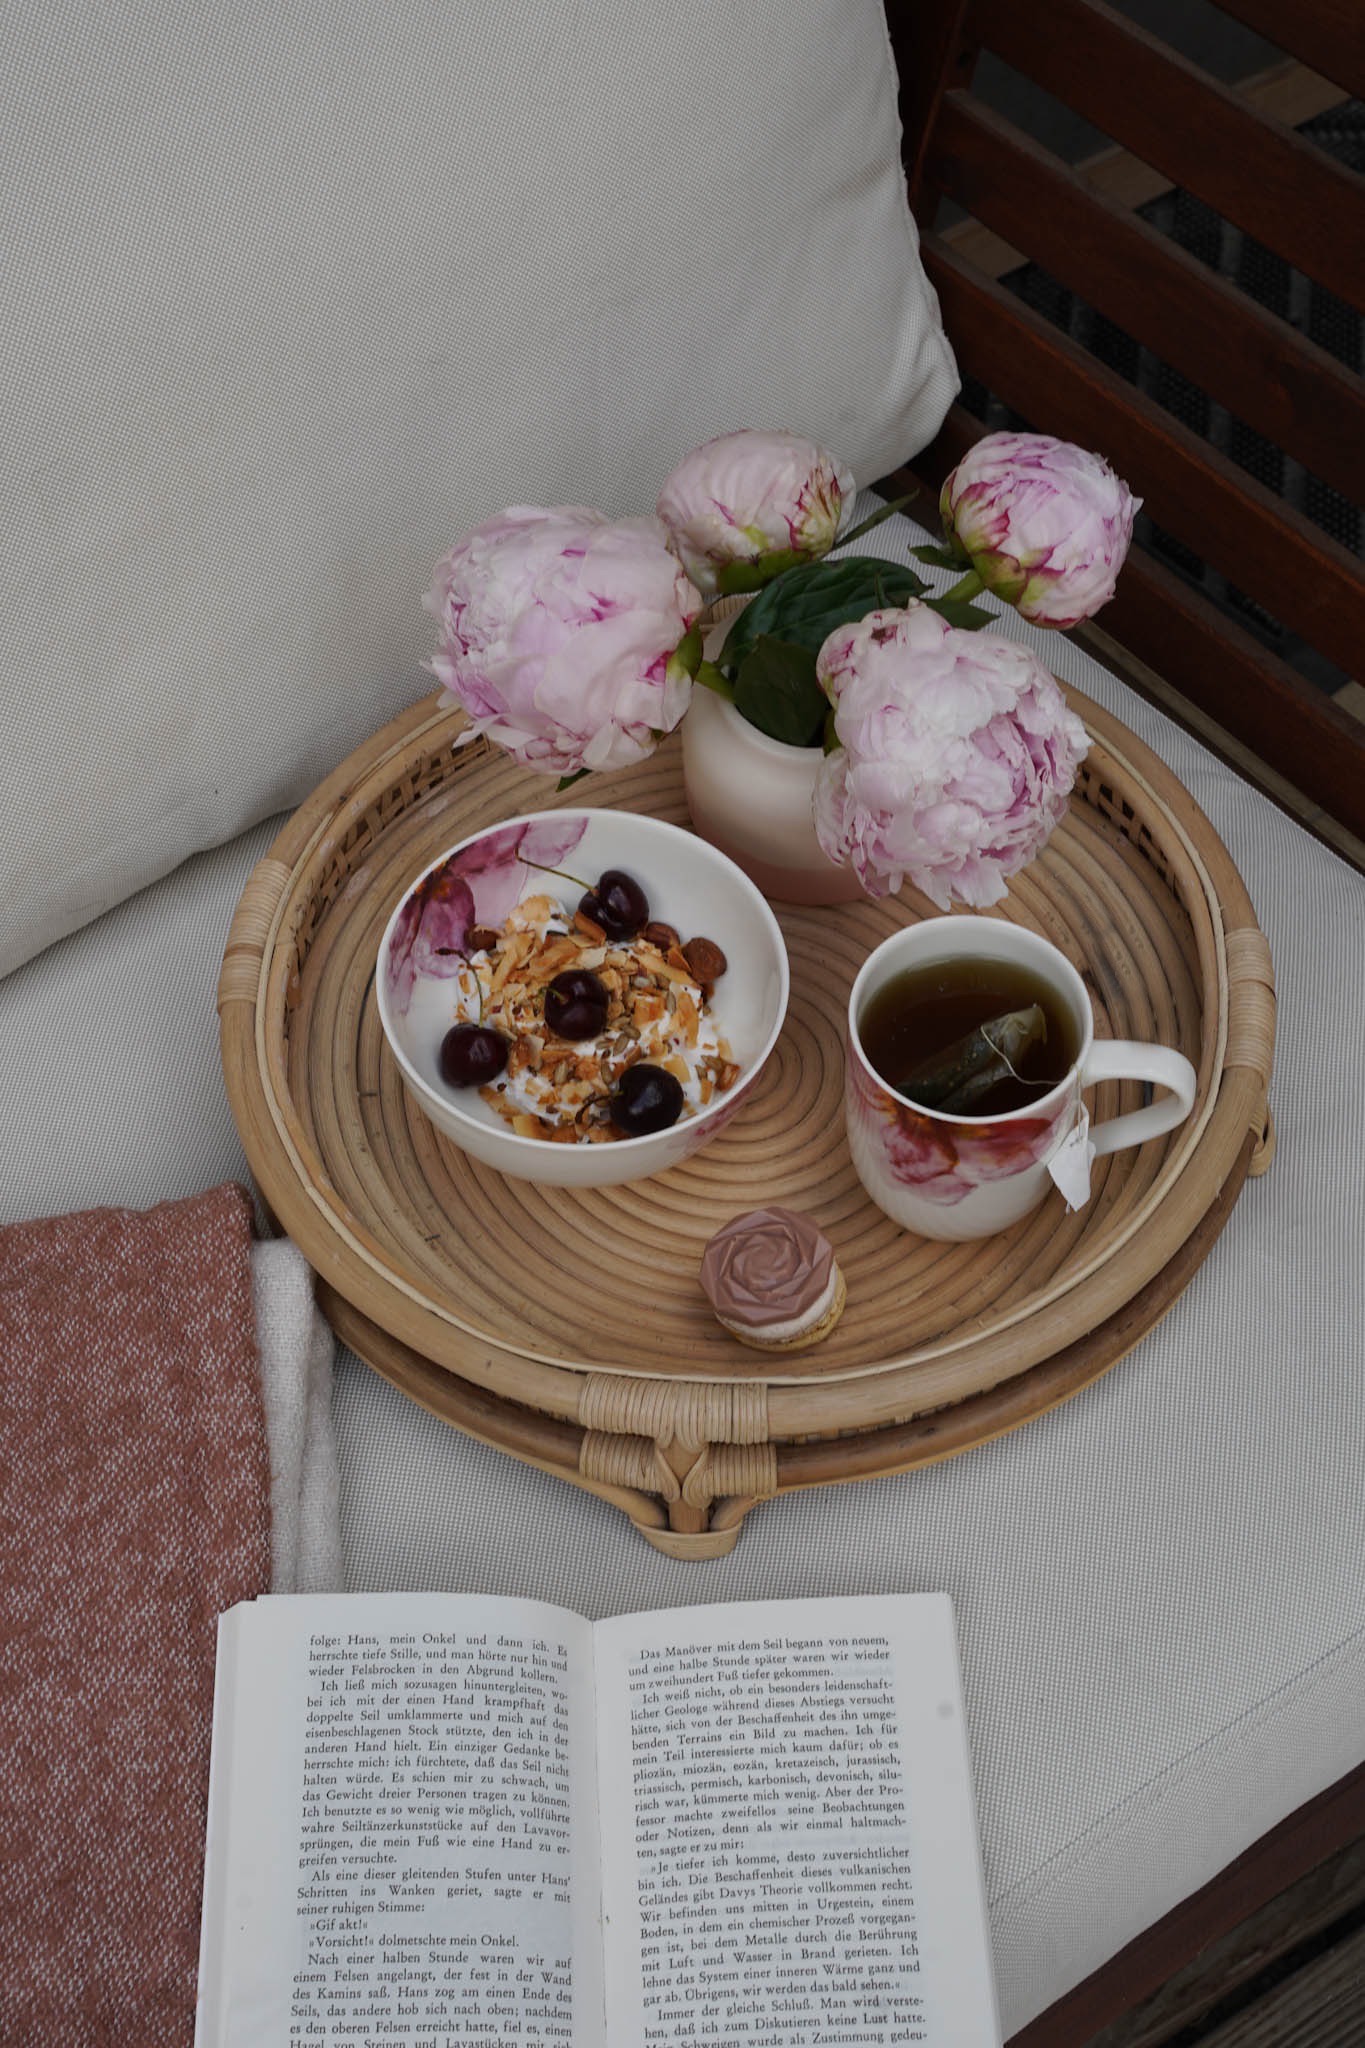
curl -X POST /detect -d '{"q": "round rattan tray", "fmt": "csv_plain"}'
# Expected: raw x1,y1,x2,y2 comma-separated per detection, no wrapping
219,687,1275,1555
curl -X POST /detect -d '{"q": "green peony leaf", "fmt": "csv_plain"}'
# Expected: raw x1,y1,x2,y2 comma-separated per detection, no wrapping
910,542,967,569
718,555,929,678
732,635,828,748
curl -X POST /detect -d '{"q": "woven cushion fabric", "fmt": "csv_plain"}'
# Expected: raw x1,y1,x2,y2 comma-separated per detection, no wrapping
0,0,956,979
1,506,1361,2032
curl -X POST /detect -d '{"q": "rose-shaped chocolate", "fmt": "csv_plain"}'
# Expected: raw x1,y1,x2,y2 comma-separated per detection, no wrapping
656,429,854,598
425,507,702,778
701,1206,839,1339
939,432,1139,628
814,603,1090,909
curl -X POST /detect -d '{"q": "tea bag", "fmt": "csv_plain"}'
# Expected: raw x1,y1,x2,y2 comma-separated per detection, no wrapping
902,1004,1048,1113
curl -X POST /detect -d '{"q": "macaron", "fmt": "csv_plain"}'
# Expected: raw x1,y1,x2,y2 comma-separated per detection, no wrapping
700,1206,845,1351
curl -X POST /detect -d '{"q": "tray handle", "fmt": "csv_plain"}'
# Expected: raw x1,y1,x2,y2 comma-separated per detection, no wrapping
1224,926,1276,1175
217,856,292,1014
579,1373,770,1445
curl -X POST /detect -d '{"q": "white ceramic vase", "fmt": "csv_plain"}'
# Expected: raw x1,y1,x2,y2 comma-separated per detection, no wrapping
680,686,866,906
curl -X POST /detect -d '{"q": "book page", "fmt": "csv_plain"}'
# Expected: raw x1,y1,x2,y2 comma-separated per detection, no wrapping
196,1593,602,2047
592,1595,998,2048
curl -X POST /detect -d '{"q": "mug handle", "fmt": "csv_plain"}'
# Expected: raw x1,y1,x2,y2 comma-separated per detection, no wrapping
1082,1041,1198,1157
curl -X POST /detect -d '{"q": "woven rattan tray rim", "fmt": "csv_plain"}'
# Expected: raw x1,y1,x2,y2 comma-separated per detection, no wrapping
220,688,1274,1424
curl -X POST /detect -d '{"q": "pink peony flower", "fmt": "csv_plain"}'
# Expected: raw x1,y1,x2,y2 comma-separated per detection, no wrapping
426,507,702,777
940,432,1139,628
814,604,1090,908
656,429,854,597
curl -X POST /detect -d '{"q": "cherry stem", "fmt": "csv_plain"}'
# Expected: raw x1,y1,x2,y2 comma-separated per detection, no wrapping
516,854,592,892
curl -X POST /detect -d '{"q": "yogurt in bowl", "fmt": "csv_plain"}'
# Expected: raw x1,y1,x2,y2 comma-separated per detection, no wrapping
376,810,789,1187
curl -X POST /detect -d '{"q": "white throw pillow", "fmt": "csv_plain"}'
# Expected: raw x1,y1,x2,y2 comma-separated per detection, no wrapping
0,0,957,975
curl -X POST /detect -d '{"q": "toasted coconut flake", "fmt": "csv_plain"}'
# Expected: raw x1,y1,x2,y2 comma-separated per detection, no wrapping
534,937,580,978
653,958,701,987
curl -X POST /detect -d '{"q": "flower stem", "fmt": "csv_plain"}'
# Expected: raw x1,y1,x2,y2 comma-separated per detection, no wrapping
943,569,985,602
836,490,918,550
695,659,735,700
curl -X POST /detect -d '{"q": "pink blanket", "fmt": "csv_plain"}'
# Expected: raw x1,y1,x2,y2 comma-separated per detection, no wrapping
0,1183,272,2046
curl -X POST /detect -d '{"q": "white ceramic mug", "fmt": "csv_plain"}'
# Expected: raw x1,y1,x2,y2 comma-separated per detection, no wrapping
846,918,1198,1241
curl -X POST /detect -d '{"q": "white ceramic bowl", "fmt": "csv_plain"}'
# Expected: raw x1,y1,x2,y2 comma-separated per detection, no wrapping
376,809,790,1186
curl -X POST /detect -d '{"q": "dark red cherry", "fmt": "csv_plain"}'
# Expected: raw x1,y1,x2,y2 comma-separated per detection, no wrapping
545,969,609,1040
610,1062,684,1136
439,1023,508,1088
591,869,650,940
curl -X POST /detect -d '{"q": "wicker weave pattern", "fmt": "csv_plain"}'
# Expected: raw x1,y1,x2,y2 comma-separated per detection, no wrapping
220,689,1274,1550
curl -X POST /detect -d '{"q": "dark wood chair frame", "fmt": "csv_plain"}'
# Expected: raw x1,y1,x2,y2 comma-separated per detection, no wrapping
878,4,1365,2037
884,0,1365,855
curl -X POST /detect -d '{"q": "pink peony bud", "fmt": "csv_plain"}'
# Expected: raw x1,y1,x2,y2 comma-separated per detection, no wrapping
940,432,1139,628
425,507,702,777
814,604,1090,908
656,429,854,596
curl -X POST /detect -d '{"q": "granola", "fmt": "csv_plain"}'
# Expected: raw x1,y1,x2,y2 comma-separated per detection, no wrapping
447,895,739,1142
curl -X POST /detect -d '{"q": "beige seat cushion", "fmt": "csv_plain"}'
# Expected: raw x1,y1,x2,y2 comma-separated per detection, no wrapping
0,0,956,976
1,503,1361,2033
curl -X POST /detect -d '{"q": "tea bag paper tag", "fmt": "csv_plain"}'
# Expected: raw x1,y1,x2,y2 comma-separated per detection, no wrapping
1048,1107,1096,1211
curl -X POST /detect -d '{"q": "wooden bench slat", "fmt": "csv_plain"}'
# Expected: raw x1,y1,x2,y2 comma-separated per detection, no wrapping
926,94,1365,507
967,0,1365,311
886,407,1365,842
919,244,1365,680
1208,0,1365,102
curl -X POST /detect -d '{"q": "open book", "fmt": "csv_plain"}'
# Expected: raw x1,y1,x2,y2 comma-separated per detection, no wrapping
196,1592,999,2046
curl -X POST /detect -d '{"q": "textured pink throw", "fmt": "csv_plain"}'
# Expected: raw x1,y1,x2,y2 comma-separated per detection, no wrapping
0,1183,273,2047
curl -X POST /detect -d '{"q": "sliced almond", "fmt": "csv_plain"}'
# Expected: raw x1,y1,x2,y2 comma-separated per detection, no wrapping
506,1036,536,1077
